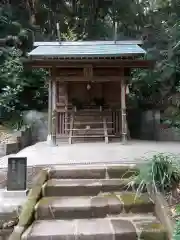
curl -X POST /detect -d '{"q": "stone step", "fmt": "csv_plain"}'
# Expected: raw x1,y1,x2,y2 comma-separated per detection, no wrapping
22,217,168,240
35,192,154,220
48,164,139,179
42,179,140,197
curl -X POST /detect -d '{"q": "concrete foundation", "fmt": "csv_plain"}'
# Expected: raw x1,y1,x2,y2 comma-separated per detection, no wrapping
1,189,27,199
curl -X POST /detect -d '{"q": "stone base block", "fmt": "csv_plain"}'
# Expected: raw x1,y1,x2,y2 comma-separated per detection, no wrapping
1,189,27,199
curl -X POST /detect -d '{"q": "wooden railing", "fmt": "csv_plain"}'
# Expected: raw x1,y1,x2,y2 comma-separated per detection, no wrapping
112,110,121,136
56,107,122,137
57,111,66,135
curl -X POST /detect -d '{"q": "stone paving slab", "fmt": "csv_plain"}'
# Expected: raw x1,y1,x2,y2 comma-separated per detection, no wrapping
76,219,113,240
22,219,76,240
49,166,106,179
134,219,168,240
49,164,138,179
21,217,168,240
114,192,154,214
35,195,121,220
43,179,138,197
36,191,154,220
111,219,137,240
108,213,157,221
35,196,92,220
43,179,102,197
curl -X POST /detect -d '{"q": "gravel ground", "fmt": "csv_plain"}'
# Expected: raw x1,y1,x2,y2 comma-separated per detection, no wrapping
0,126,17,144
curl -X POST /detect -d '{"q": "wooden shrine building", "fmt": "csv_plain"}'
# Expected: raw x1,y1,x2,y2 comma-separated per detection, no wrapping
26,40,153,145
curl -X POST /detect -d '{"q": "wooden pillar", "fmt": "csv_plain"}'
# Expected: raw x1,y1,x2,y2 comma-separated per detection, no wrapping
47,77,53,144
47,69,57,146
121,70,127,143
52,68,57,145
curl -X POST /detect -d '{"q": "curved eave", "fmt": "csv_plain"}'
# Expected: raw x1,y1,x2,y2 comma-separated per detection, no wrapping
28,53,145,60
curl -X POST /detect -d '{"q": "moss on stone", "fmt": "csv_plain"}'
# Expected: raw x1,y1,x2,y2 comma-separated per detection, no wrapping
139,222,168,240
98,191,152,206
28,185,42,199
141,222,164,231
31,169,48,187
15,170,48,228
38,197,57,206
18,199,37,226
98,192,120,200
107,166,139,178
118,192,151,205
99,192,115,197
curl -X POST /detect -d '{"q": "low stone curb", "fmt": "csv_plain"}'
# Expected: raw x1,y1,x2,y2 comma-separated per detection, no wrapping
9,169,49,240
151,191,174,239
0,142,19,156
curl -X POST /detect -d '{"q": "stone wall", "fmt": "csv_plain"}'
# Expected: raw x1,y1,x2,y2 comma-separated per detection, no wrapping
15,127,32,149
0,127,32,157
140,110,160,140
140,110,180,141
23,110,48,143
157,127,180,141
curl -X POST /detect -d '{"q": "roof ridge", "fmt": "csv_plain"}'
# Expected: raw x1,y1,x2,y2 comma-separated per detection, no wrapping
33,40,143,47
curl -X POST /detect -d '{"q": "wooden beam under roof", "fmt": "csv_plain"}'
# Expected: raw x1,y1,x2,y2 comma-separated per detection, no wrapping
23,59,155,69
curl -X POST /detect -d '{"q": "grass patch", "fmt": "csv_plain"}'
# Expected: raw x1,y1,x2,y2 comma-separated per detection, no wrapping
127,153,180,199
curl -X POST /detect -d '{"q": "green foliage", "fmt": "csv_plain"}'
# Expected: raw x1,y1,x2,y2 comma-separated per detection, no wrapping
0,3,47,121
172,205,180,239
129,153,180,197
0,0,180,121
128,2,180,112
3,114,26,131
162,105,180,128
0,47,47,115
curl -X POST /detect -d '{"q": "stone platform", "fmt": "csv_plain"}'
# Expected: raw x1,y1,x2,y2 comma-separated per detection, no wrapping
0,140,180,168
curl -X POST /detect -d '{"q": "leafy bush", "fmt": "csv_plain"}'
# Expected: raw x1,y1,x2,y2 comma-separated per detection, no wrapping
0,47,48,118
3,114,26,131
0,85,23,113
129,153,180,198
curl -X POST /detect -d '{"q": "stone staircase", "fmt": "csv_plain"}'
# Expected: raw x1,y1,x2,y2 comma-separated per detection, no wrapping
21,164,168,240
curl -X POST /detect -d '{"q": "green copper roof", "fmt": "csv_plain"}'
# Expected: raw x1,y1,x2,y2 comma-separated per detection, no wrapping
28,41,146,59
